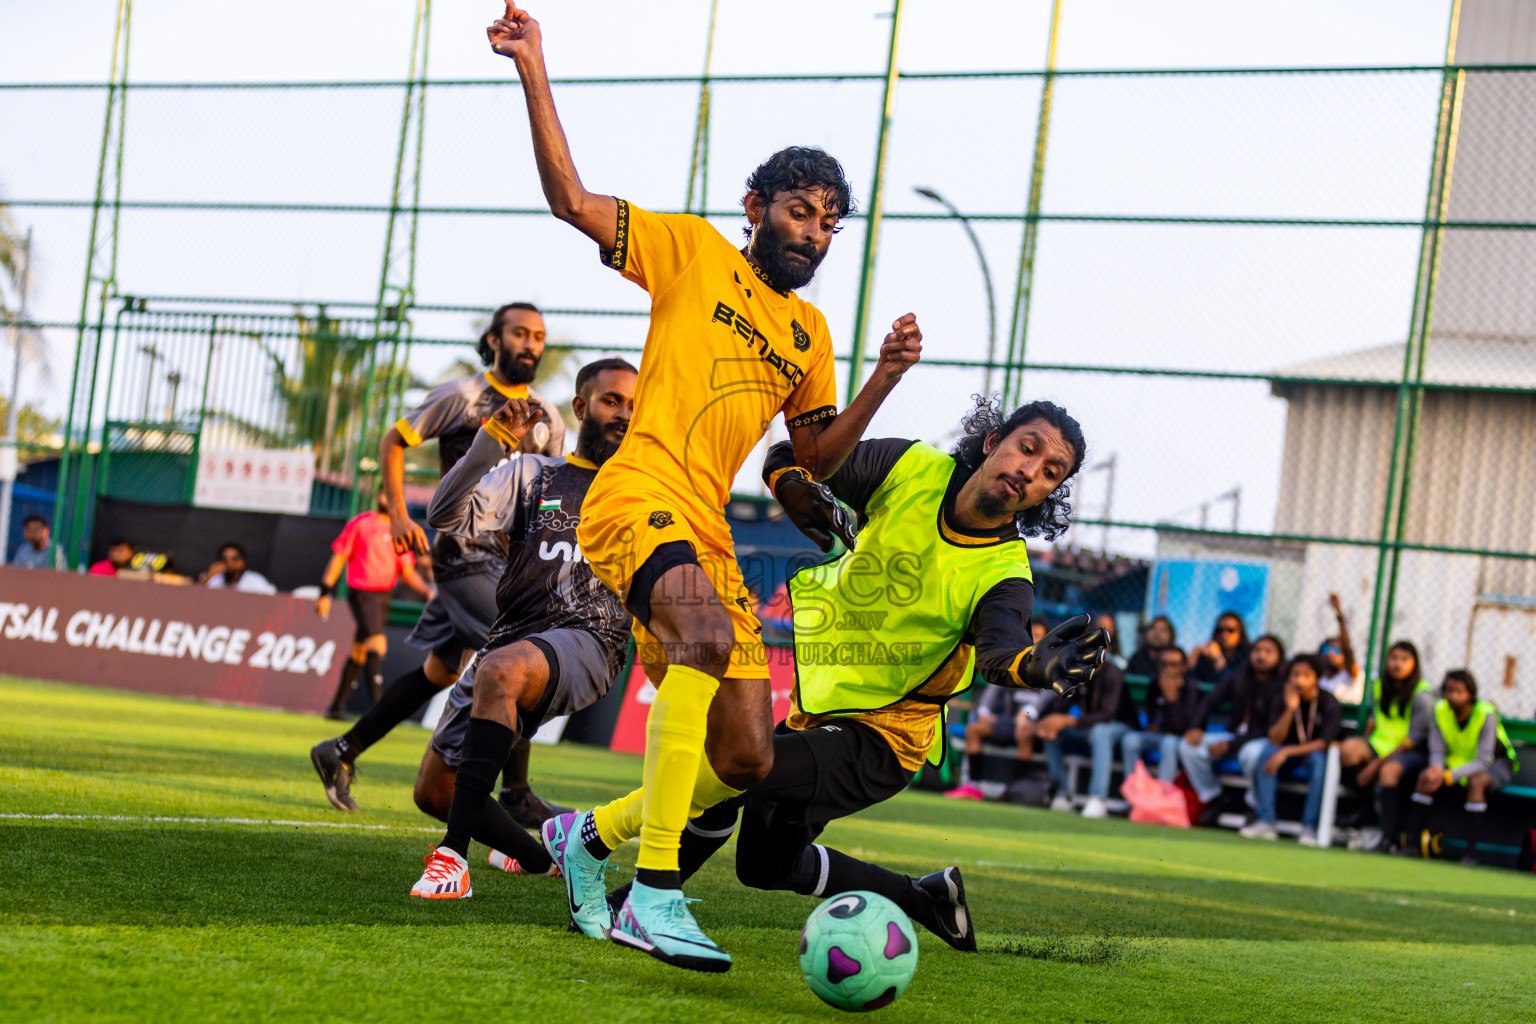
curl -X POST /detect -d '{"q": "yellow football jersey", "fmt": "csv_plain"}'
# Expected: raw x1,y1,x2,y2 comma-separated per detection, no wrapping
590,200,839,530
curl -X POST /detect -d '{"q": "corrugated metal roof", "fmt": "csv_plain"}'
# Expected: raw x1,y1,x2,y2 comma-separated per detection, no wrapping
1273,336,1536,390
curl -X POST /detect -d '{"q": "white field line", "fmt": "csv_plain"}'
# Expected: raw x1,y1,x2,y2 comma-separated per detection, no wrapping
0,812,439,832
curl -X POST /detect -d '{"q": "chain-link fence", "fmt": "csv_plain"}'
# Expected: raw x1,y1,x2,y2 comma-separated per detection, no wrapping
4,51,1536,718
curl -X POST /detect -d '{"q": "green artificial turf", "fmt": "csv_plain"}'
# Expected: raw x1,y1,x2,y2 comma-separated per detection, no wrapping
2,676,1532,1023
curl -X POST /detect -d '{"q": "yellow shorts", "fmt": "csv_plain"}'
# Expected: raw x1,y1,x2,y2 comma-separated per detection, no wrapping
578,491,767,679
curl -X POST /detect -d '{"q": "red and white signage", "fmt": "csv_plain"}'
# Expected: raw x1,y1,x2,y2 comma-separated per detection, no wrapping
194,446,315,514
0,568,353,713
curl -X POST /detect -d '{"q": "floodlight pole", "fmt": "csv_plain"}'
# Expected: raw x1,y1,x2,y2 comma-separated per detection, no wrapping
845,0,906,406
1001,0,1063,409
914,187,996,398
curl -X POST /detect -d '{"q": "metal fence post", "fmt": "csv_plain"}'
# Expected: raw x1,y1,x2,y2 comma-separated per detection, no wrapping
1364,1,1464,691
684,0,720,215
1001,0,1062,409
845,0,906,406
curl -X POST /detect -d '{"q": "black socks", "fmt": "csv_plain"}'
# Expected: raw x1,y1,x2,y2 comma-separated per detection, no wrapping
362,651,383,704
968,751,986,786
791,845,925,922
636,868,682,890
328,657,363,715
340,666,441,759
500,736,533,794
440,717,516,858
581,811,613,861
1377,784,1401,844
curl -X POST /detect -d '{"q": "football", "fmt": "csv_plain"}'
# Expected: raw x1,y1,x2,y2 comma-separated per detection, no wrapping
798,892,919,1012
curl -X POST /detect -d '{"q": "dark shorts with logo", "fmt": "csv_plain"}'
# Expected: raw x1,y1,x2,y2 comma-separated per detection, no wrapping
403,569,498,666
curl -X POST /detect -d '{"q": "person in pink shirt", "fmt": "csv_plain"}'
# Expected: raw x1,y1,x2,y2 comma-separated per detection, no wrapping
88,538,136,576
317,494,433,723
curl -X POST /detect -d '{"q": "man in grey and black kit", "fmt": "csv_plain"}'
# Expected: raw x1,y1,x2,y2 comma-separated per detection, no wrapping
405,358,636,896
310,303,565,817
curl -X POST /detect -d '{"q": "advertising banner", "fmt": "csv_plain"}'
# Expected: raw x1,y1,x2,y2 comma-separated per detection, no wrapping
193,447,315,515
0,567,353,713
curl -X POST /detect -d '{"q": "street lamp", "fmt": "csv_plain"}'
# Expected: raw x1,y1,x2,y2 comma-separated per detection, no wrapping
914,186,997,398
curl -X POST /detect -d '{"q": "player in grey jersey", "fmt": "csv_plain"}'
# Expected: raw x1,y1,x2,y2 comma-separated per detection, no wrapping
408,358,636,896
310,302,566,816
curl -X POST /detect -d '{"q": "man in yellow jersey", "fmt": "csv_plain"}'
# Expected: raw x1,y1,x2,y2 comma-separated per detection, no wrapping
488,3,922,971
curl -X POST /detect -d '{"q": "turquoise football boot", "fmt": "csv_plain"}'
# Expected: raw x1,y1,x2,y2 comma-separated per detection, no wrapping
541,811,613,939
609,879,731,973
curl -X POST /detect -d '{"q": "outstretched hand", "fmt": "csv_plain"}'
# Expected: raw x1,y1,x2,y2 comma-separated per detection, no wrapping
874,313,922,385
488,2,542,60
1023,612,1110,698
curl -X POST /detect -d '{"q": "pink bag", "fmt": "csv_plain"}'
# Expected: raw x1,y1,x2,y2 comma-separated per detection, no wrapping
1120,760,1192,828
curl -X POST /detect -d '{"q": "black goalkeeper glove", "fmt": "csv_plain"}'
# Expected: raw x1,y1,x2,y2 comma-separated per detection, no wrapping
1021,613,1110,698
773,468,858,553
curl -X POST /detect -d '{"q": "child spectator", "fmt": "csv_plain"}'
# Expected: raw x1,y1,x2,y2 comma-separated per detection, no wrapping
1317,593,1363,704
1338,640,1432,851
1241,654,1342,845
1190,610,1250,683
1406,670,1520,865
1126,615,1175,678
1178,634,1287,823
1118,646,1202,794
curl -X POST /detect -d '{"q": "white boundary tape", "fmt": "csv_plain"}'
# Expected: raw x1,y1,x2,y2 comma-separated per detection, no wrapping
0,812,438,832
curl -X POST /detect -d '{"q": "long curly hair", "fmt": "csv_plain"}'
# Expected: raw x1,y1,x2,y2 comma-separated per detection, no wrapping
740,147,856,237
949,396,1086,540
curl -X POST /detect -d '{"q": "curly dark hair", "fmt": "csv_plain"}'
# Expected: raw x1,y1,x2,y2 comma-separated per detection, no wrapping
740,147,856,238
477,301,541,366
949,396,1087,540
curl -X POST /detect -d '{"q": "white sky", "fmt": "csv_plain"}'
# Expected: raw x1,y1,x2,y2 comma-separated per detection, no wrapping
3,0,1456,553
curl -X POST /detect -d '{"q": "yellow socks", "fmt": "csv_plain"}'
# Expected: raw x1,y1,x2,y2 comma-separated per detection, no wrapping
635,664,719,873
593,786,643,850
689,755,744,819
591,753,745,853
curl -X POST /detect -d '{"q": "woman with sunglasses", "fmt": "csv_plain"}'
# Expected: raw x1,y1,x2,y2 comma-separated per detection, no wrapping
1190,611,1250,684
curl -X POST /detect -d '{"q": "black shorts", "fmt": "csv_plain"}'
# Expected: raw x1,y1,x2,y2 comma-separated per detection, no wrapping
749,719,914,830
346,588,392,642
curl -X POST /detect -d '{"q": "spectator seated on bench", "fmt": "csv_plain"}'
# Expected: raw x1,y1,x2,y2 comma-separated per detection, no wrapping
1338,640,1433,852
1241,654,1342,845
945,682,1061,799
1178,635,1288,823
1406,669,1521,865
1044,656,1139,817
1119,645,1202,794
